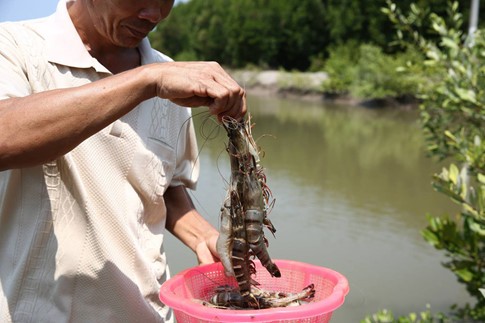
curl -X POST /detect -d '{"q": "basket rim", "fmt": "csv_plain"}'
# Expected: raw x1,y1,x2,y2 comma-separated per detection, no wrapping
159,259,349,322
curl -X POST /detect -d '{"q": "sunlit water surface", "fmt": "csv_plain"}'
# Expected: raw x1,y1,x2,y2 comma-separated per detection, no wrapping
164,95,471,322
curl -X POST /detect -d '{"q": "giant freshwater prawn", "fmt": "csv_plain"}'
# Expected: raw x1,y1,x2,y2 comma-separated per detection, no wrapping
180,111,315,309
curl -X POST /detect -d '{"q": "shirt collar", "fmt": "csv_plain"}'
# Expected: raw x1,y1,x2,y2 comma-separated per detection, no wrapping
44,0,154,74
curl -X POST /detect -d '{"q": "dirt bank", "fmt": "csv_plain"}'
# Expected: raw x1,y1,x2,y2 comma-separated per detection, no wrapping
230,69,419,109
230,70,328,101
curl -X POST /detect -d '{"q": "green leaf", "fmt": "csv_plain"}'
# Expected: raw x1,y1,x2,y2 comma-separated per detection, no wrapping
460,184,468,201
408,312,417,321
480,288,485,298
410,3,419,15
463,203,479,218
426,50,440,61
469,220,485,236
422,228,440,246
452,1,459,12
449,164,459,185
441,37,459,50
478,173,485,185
454,88,477,103
444,130,457,141
454,268,473,282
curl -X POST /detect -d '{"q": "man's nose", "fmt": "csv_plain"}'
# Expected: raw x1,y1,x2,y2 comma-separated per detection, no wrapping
138,7,162,24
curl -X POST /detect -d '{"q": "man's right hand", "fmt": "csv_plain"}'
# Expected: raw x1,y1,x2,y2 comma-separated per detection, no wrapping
149,61,247,121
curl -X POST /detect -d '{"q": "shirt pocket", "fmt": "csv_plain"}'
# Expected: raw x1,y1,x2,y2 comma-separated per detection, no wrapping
146,137,176,194
127,137,176,224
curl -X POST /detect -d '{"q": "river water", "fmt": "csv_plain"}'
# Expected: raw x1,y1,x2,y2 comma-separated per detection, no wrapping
164,94,471,322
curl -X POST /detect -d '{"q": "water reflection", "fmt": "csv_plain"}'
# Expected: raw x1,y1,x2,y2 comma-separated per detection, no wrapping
196,96,454,229
164,95,469,322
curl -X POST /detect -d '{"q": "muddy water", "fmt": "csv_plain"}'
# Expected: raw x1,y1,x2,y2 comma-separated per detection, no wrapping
164,94,471,322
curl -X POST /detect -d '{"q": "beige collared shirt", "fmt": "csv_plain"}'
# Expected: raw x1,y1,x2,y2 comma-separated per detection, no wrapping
0,1,199,322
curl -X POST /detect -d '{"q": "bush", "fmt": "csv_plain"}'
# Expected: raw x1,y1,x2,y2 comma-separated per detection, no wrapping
320,42,359,95
362,306,450,323
321,42,426,100
380,0,485,320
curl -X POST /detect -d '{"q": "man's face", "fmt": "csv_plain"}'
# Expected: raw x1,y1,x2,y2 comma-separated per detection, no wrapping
89,0,174,48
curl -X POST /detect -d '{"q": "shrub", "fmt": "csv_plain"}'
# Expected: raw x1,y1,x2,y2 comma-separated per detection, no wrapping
321,42,426,100
381,0,485,320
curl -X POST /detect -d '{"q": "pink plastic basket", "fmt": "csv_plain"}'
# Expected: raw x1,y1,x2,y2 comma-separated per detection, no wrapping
159,259,349,323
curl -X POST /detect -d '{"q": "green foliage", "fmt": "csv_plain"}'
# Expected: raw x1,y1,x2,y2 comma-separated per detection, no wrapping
319,42,357,95
149,2,191,60
150,0,485,71
321,42,425,99
354,44,423,99
382,0,485,321
150,0,327,70
324,0,396,48
223,0,283,68
362,306,450,323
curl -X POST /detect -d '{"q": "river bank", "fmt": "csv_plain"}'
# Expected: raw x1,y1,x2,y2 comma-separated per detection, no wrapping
230,69,419,109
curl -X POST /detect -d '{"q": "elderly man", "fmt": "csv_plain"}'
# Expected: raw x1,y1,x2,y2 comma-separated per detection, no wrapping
0,0,246,321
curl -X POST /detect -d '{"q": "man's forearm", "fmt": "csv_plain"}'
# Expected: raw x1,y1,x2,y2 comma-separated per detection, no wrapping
164,185,218,254
0,66,155,170
0,60,247,170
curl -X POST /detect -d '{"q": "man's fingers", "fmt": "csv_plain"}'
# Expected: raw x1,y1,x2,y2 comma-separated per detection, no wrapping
170,96,213,108
155,61,247,119
200,77,246,120
212,91,246,121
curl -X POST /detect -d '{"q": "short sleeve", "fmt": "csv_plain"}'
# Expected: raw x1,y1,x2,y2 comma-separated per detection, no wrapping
170,110,200,190
0,23,32,100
